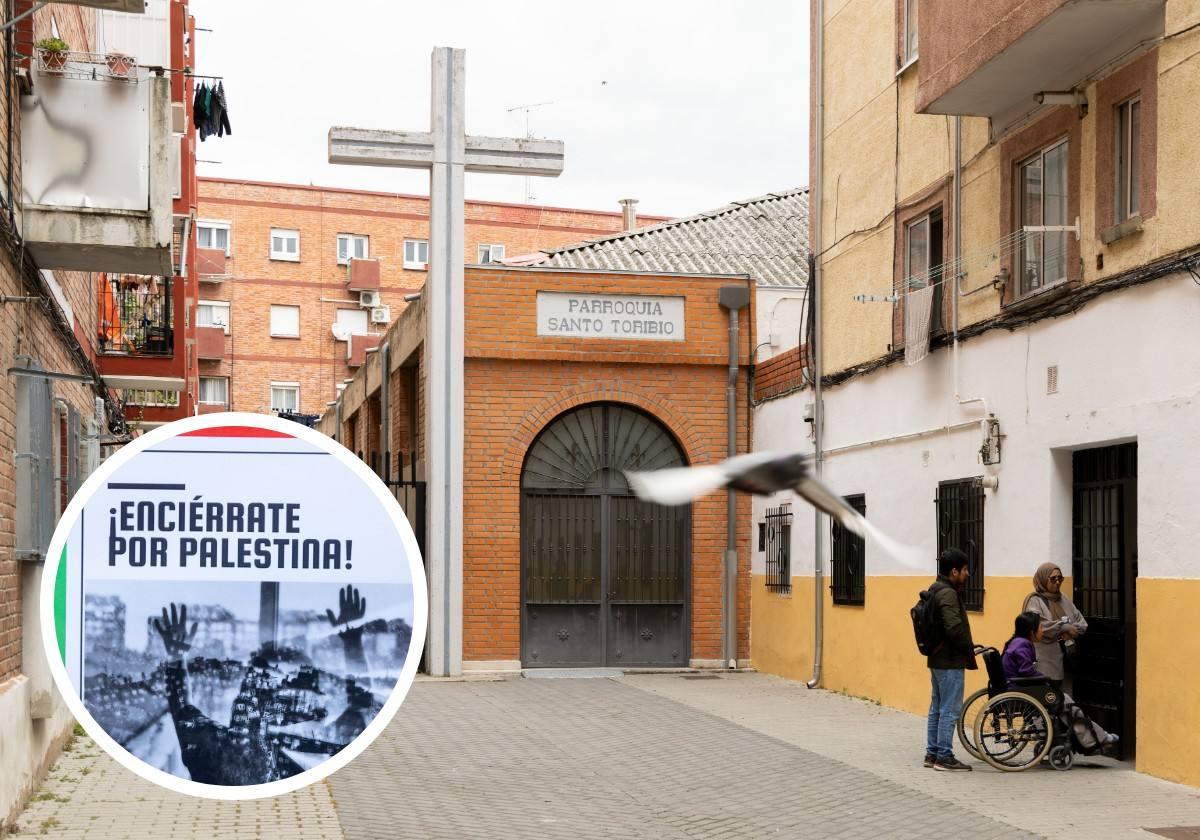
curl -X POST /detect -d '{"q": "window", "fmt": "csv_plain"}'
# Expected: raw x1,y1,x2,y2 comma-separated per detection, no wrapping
198,376,229,406
337,233,369,265
15,370,54,561
403,239,429,269
196,221,231,255
1114,96,1141,224
478,244,506,264
123,389,180,407
935,478,985,611
904,0,918,64
197,300,230,334
270,382,300,413
1017,139,1068,298
335,308,370,336
763,502,792,593
905,208,944,333
831,495,866,605
269,304,300,337
270,228,300,262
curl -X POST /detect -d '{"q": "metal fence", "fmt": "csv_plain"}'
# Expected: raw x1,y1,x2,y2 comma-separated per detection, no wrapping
361,450,426,561
98,275,173,356
763,503,792,593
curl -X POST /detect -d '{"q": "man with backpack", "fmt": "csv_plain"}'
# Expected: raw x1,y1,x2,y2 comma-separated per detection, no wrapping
915,548,977,771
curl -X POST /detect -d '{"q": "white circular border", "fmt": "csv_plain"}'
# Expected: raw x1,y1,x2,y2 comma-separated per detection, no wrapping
39,411,429,800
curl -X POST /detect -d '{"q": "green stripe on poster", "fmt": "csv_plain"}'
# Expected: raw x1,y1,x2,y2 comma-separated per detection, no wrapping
55,545,66,663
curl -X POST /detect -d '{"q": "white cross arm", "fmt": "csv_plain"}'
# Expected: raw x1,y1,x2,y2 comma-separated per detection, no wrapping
329,127,564,177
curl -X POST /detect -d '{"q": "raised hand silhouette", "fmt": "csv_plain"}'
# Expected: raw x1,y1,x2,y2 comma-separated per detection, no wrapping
153,602,198,657
325,585,368,674
325,585,367,628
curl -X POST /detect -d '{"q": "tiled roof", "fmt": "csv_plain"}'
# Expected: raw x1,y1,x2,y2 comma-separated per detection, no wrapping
540,188,808,287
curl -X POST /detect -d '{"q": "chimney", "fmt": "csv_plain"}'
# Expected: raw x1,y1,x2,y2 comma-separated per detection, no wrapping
619,198,639,232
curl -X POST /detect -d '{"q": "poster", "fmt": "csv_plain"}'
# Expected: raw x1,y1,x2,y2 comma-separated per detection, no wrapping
41,414,427,799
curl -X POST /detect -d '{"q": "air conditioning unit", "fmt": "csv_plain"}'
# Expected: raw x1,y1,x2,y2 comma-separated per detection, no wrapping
370,306,391,324
358,290,380,308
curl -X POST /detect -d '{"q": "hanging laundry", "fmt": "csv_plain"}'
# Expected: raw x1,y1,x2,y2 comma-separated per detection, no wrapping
192,81,208,139
215,81,232,137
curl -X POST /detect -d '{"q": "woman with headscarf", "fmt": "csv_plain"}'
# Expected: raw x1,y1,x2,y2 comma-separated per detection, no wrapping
1022,562,1087,688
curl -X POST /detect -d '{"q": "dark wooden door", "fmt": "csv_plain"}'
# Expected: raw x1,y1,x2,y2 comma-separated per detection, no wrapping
1072,443,1137,758
521,404,690,668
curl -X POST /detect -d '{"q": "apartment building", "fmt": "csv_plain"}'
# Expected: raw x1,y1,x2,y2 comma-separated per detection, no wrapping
751,0,1200,787
193,178,663,418
2,0,200,824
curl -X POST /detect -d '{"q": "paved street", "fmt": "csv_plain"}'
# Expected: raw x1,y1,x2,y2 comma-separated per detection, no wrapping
10,672,1200,839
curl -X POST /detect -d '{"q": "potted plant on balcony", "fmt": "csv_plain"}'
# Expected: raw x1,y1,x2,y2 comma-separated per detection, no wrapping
35,37,70,72
106,50,134,78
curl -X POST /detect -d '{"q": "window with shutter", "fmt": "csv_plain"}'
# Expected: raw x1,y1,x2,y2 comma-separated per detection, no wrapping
15,369,55,561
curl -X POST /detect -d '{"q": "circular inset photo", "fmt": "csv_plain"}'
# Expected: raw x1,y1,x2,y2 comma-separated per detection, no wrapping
41,413,427,799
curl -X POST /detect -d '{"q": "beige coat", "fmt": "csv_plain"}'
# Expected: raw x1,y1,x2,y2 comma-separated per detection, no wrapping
1021,592,1087,681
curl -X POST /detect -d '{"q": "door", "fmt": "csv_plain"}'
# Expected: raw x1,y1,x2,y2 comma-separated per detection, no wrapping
521,404,690,668
1071,443,1137,758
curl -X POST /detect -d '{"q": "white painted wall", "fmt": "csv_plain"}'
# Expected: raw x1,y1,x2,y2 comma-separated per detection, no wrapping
755,287,807,361
752,272,1200,580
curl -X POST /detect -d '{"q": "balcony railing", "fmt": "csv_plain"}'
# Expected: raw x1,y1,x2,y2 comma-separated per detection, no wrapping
98,274,173,356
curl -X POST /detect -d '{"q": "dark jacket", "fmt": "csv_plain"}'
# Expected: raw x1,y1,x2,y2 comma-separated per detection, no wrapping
926,575,977,670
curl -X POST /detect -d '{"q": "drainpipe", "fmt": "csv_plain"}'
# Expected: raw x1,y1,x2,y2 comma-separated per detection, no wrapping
718,284,750,669
952,116,997,474
806,0,826,690
379,340,390,476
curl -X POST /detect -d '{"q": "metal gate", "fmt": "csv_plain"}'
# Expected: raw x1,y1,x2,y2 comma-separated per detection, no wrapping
520,404,690,668
1072,443,1137,758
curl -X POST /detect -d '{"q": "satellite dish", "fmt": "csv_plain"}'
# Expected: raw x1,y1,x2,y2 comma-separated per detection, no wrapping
331,322,352,342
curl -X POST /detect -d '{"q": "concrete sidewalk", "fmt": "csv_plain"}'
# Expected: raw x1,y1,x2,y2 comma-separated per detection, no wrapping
8,672,1200,839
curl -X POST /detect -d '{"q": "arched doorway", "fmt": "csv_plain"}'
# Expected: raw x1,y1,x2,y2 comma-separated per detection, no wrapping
520,403,691,667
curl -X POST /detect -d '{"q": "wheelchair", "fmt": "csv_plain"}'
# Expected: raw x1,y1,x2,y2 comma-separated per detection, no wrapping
956,645,1080,771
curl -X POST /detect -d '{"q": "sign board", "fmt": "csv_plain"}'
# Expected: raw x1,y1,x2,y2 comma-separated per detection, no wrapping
42,414,427,800
536,291,685,341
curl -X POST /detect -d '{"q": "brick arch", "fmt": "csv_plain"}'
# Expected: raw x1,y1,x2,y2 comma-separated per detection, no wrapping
500,383,710,484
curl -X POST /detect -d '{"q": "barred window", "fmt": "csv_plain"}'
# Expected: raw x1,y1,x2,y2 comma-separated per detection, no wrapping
831,494,866,605
935,478,985,611
764,503,792,593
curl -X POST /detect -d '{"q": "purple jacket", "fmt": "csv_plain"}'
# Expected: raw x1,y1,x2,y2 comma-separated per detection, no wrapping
1002,637,1041,682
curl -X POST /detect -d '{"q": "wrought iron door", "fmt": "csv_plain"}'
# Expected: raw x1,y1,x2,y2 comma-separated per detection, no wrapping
521,404,690,667
1072,443,1137,757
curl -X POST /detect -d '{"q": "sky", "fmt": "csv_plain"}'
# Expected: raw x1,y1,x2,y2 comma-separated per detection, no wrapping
189,0,808,220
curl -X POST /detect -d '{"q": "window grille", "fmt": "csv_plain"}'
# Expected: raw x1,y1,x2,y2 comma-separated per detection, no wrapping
764,503,792,593
831,494,866,605
935,478,986,611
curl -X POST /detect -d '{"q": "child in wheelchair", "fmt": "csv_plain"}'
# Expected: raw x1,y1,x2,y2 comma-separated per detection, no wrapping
1003,611,1119,757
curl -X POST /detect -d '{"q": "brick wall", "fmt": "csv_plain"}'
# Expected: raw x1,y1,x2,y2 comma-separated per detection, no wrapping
753,344,809,401
197,179,662,417
459,267,754,663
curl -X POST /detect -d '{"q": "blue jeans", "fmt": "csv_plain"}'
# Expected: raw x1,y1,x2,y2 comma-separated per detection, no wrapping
927,668,965,760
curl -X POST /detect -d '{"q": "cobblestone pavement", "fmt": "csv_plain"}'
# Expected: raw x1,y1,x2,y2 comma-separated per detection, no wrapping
11,673,1200,839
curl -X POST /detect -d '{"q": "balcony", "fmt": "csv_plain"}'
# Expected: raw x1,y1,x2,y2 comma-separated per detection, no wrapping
347,333,382,367
195,247,228,281
347,257,381,292
20,59,172,274
196,325,226,360
98,274,173,356
916,0,1164,130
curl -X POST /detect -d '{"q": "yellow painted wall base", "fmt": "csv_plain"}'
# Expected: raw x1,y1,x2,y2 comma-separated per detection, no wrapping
751,575,1200,788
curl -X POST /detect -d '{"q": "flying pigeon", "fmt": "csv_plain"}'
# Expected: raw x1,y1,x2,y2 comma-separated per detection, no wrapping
625,452,925,569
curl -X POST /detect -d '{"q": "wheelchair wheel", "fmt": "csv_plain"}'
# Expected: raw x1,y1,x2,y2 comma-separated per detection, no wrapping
1048,744,1073,771
973,691,1054,772
958,688,990,760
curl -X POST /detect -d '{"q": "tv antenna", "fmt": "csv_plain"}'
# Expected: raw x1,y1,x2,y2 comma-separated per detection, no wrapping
506,101,555,203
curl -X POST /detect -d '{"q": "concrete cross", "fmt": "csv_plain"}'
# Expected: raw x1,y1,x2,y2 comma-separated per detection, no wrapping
328,47,564,677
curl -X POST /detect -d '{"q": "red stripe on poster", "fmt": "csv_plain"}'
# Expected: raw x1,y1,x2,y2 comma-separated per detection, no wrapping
179,426,295,439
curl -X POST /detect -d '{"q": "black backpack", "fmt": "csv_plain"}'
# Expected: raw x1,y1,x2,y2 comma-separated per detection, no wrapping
911,582,945,656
